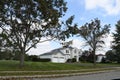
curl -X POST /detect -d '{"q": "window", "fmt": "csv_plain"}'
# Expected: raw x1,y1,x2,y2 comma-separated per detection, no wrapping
66,50,69,53
74,49,77,53
74,56,77,58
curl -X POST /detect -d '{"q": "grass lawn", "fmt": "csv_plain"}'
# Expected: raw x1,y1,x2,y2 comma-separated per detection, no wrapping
0,60,120,71
0,60,94,71
0,60,119,76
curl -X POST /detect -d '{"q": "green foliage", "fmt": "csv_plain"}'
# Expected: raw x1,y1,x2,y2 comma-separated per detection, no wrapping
79,19,110,50
0,51,13,60
101,57,106,63
78,18,110,64
66,58,76,63
80,50,97,63
105,50,117,63
0,50,29,61
0,0,68,52
0,0,73,67
28,55,51,62
112,20,120,63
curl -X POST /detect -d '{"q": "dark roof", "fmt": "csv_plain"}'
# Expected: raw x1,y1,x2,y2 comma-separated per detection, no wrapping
40,47,63,56
40,47,75,56
96,54,105,56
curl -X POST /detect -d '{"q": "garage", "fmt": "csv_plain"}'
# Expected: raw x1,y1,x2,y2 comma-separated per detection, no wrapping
52,57,65,63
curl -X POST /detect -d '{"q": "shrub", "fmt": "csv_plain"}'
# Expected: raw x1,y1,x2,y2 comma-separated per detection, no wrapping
28,55,51,62
66,58,76,63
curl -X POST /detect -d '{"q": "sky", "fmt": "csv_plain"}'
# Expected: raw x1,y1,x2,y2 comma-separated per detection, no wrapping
28,0,120,55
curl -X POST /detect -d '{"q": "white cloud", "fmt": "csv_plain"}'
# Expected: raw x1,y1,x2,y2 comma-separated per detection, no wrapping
27,34,113,55
72,39,85,49
96,33,113,54
104,34,113,49
28,39,85,55
85,0,120,15
28,41,53,55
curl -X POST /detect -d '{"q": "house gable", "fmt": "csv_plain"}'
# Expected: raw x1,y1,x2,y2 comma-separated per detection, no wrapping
39,47,82,63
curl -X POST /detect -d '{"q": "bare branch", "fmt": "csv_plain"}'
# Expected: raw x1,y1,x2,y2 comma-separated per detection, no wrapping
25,37,54,52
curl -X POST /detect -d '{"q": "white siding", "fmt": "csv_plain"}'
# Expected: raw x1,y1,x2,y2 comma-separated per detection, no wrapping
52,52,66,63
52,57,65,63
39,47,82,63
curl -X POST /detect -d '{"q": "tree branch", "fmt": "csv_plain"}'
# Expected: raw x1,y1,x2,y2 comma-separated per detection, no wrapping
25,37,54,52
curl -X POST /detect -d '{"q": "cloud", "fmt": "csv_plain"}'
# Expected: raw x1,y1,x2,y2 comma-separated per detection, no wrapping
104,33,113,49
96,33,113,54
85,0,120,15
27,34,114,55
72,39,85,49
28,41,53,55
28,39,85,55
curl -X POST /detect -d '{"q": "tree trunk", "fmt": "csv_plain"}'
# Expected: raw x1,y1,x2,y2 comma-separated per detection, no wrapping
93,49,96,66
19,52,25,68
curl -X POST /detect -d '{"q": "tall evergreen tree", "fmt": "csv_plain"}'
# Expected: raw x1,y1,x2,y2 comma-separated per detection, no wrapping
112,20,120,63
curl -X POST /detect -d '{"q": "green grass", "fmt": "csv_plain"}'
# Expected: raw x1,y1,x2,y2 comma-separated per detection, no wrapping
0,60,93,71
0,60,119,76
0,60,119,71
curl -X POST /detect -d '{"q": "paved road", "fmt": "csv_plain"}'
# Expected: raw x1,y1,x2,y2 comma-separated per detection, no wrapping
34,71,120,80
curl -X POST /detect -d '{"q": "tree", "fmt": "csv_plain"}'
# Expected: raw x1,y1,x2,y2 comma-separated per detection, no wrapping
78,19,110,65
0,0,4,52
80,50,97,63
0,0,73,67
0,49,13,60
105,50,117,63
80,50,89,62
87,51,94,63
112,20,120,63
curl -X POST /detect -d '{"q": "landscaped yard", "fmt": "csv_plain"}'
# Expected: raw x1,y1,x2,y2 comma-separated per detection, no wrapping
0,60,119,71
0,60,93,71
0,60,119,76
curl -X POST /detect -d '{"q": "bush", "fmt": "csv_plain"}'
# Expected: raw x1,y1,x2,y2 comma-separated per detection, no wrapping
66,58,76,63
101,57,106,63
28,55,51,62
39,58,51,62
28,55,40,62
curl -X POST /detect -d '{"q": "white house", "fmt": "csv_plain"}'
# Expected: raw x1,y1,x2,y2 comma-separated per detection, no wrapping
96,54,106,62
39,47,82,63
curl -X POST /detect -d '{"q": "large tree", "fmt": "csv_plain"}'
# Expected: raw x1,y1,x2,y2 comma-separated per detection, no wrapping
112,20,120,63
105,50,117,62
78,19,110,65
0,0,73,67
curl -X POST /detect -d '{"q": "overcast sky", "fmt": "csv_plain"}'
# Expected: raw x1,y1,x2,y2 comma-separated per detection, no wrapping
28,0,120,55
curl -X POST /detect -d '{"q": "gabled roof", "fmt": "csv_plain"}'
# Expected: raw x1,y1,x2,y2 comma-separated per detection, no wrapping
40,47,64,56
40,47,76,56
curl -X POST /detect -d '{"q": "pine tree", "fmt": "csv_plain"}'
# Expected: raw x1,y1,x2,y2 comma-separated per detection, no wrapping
112,20,120,63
